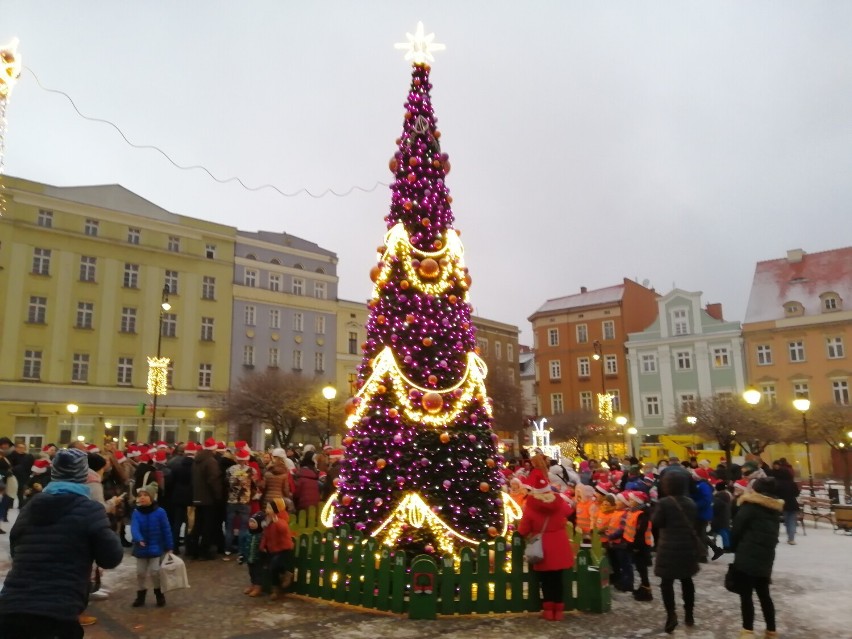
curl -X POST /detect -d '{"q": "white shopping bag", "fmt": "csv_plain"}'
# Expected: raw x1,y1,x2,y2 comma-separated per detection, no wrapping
160,552,190,592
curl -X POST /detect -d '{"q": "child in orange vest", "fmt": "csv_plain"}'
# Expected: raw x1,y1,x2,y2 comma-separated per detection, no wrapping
574,485,597,539
625,491,654,600
606,492,631,591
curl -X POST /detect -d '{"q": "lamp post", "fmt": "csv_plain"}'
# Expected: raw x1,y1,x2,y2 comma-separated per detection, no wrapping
322,385,337,447
194,410,205,443
67,403,79,443
793,397,815,496
147,284,171,443
627,427,638,458
615,415,628,458
592,340,612,458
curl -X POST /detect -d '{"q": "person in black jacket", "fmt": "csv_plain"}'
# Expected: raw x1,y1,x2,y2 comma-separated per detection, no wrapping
0,447,124,639
167,444,194,555
771,466,800,545
730,477,783,638
653,465,700,634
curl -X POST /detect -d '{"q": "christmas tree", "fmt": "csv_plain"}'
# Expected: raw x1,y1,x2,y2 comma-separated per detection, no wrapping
323,23,520,559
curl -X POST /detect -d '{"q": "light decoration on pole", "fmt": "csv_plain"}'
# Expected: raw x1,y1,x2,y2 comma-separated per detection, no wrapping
146,356,170,396
0,38,22,216
322,23,515,561
597,392,613,422
527,417,561,461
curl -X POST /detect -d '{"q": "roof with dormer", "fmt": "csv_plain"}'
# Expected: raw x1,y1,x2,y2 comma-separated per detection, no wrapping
529,282,626,318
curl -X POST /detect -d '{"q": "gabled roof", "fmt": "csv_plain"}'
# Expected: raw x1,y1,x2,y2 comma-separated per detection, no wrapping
744,247,852,323
530,283,625,317
42,184,176,221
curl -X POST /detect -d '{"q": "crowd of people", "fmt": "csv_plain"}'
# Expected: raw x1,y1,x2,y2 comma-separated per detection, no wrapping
0,436,344,639
512,449,797,638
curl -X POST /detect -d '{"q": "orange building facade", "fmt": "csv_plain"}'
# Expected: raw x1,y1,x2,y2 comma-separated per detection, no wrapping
528,279,659,421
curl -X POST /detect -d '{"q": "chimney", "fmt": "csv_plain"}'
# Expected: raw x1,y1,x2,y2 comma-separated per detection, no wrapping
580,286,588,294
705,303,724,321
786,249,805,263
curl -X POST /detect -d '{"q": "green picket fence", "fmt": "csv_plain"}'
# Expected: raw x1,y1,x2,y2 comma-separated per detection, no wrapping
290,504,327,538
291,522,611,618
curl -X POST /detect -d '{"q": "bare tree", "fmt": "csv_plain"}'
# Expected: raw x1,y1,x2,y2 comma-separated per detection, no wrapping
216,370,341,448
675,396,751,466
483,356,525,435
810,403,852,500
735,404,796,457
548,409,605,460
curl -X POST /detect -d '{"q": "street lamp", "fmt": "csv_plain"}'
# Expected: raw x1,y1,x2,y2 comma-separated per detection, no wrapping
592,340,613,457
615,416,628,457
67,404,79,443
742,387,761,406
793,397,815,496
627,427,638,458
147,284,171,443
322,385,337,447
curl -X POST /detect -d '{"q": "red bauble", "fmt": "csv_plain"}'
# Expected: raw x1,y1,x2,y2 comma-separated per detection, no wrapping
389,158,398,173
400,280,410,290
420,217,431,227
479,482,490,492
487,526,498,537
376,458,387,469
388,408,399,419
422,392,443,414
427,374,438,385
486,458,496,468
377,385,387,395
439,432,451,444
407,173,417,183
370,265,382,282
405,314,415,324
408,157,419,167
422,337,433,347
418,258,440,279
344,398,359,416
341,495,352,506
432,240,442,250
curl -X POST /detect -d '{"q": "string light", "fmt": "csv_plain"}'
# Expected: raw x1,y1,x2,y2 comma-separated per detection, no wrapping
0,38,22,215
597,393,613,422
146,356,170,396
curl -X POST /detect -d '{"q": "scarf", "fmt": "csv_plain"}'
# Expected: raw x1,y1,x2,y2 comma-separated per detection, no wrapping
43,481,91,498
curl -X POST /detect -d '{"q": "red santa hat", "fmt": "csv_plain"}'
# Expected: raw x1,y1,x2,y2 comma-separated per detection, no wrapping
328,448,344,462
234,440,248,450
524,469,551,494
216,441,226,451
127,446,141,458
42,444,53,452
629,491,649,505
31,459,50,474
733,479,748,493
594,482,612,496
138,453,151,463
184,442,198,456
203,437,217,451
154,450,168,463
113,451,126,462
156,441,168,449
615,491,632,506
235,448,251,461
85,443,100,454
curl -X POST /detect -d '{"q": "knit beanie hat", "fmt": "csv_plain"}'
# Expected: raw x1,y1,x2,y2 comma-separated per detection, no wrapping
52,448,90,483
87,453,107,473
249,511,265,534
137,482,159,501
269,497,287,514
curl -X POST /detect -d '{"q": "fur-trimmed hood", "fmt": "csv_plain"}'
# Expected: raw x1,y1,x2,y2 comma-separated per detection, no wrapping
737,490,783,512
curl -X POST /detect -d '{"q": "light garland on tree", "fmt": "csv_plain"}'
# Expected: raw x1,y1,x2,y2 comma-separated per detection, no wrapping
597,392,613,422
146,357,170,396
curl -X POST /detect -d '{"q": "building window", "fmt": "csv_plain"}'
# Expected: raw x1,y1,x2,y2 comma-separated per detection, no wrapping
577,357,590,377
120,307,137,333
713,347,730,368
37,209,53,227
825,297,838,311
785,302,803,317
164,270,178,295
76,302,94,329
602,320,615,341
200,317,214,341
293,312,303,332
243,305,255,326
348,331,358,355
27,296,47,324
84,219,99,236
788,340,805,362
292,350,303,370
202,276,216,300
166,361,175,388
117,357,133,385
494,341,502,360
243,345,255,367
641,354,657,374
168,236,180,252
644,395,661,417
269,309,280,329
23,350,42,380
161,313,177,338
198,364,212,389
674,350,693,371
549,360,561,380
269,348,279,368
314,282,327,299
793,382,809,400
547,328,559,347
576,324,588,344
827,337,845,359
71,353,89,383
671,308,690,336
127,228,141,244
832,380,850,405
244,269,257,287
579,391,593,411
205,244,216,259
269,273,281,292
477,338,489,357
679,393,697,415
79,256,97,282
756,345,772,366
315,315,326,335
292,278,304,295
507,344,514,362
609,389,621,412
604,354,618,375
32,248,51,275
123,264,139,288
550,393,564,415
761,384,777,406
315,352,325,373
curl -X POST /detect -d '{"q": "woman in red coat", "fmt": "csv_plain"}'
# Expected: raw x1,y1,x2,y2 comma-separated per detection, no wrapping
517,466,575,621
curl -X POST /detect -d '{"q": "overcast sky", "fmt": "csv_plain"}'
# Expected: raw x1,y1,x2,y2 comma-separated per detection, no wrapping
3,1,851,344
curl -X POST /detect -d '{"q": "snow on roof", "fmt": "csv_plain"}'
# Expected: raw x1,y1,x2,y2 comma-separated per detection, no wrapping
531,283,625,316
744,247,852,323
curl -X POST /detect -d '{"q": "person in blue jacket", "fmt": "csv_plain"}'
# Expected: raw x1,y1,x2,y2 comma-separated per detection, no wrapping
689,468,724,561
131,482,173,608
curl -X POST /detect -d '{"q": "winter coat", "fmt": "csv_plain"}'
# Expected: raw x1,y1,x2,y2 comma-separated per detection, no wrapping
260,512,294,554
690,478,714,522
517,494,575,572
131,504,174,558
293,466,322,510
653,469,700,580
772,467,800,512
169,455,195,507
263,461,291,505
192,449,223,505
711,489,732,531
0,491,123,622
731,490,783,578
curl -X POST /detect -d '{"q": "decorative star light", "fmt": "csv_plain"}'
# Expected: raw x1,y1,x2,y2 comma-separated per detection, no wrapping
0,38,22,99
394,21,445,64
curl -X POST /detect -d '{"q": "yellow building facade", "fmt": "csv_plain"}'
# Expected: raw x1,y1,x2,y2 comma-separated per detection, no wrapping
0,176,236,450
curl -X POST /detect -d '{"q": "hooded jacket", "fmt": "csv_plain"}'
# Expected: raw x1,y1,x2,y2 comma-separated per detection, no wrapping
652,466,700,580
517,493,575,572
731,490,783,578
0,491,123,621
